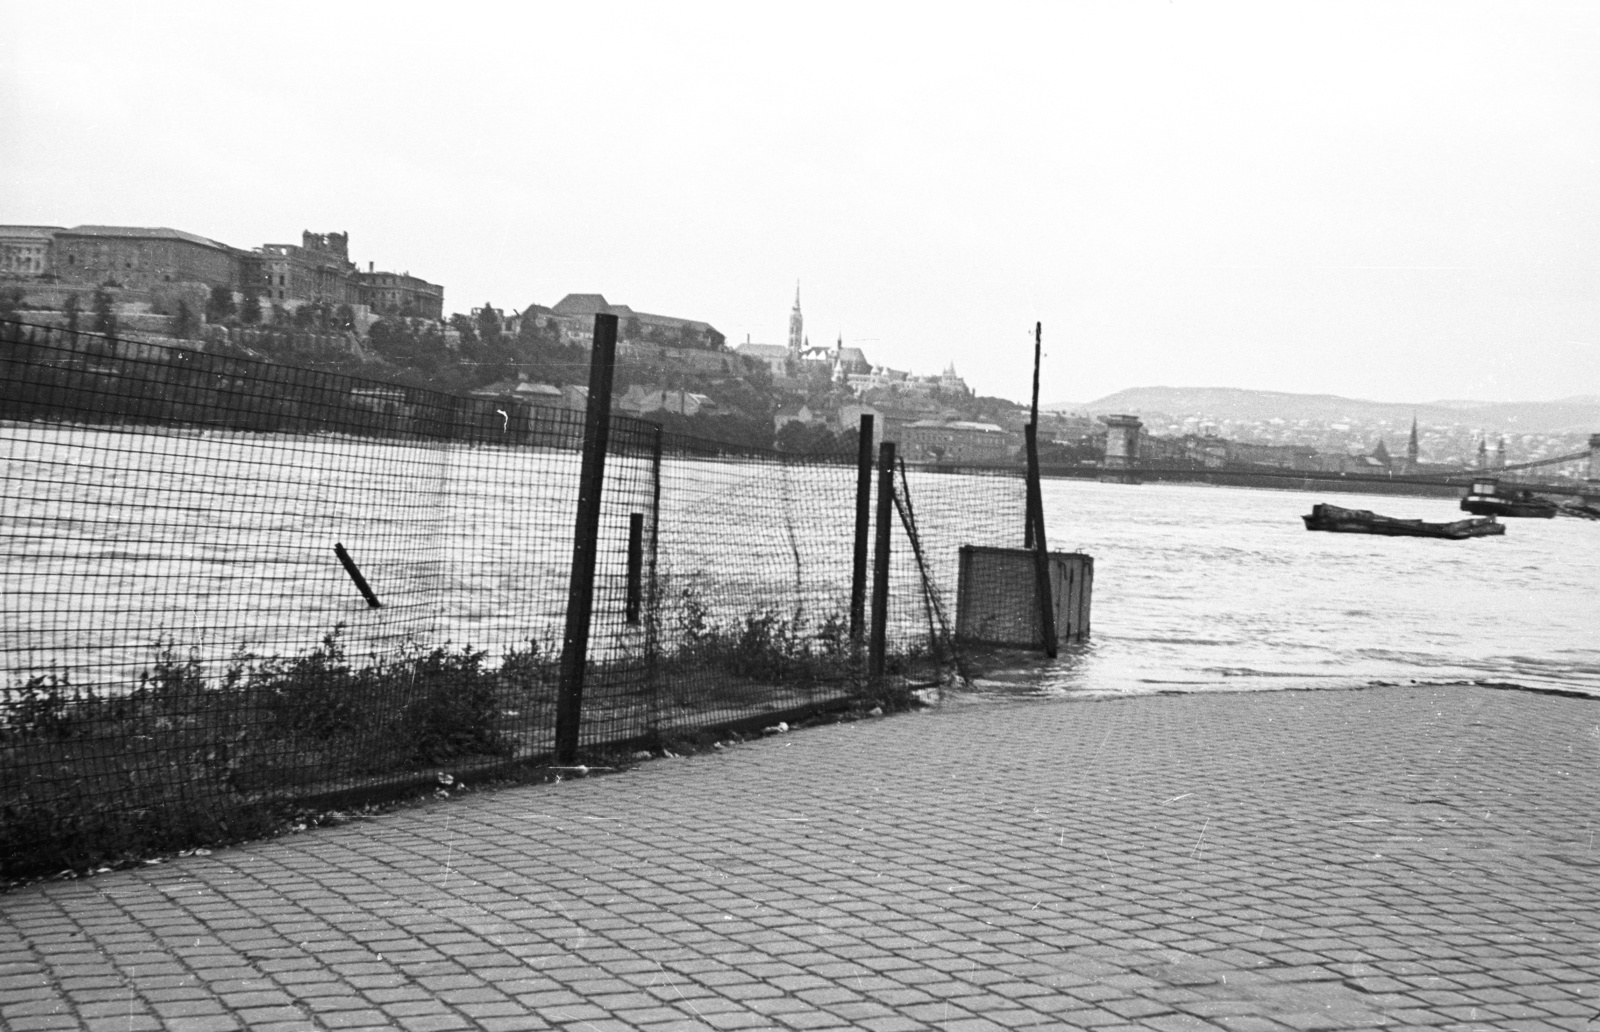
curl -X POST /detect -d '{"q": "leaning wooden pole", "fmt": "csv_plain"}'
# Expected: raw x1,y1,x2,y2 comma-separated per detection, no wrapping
332,543,381,609
850,413,875,644
1025,321,1043,548
868,439,896,679
1025,422,1058,658
554,312,620,764
1025,320,1057,658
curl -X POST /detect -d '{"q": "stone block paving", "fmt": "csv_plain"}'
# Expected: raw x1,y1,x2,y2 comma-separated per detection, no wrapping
3,684,1599,1030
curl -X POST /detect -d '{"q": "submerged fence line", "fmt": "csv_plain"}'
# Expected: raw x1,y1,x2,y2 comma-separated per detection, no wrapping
0,317,1027,876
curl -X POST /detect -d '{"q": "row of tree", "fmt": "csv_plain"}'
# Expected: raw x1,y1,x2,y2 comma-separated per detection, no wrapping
203,285,357,334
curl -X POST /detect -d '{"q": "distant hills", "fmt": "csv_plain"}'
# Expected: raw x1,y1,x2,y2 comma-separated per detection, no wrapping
1044,387,1600,434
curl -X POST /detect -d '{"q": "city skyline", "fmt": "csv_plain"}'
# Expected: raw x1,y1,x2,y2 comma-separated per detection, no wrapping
4,3,1599,405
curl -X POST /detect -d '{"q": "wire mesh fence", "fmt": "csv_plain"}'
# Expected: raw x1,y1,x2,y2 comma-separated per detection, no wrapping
0,317,1026,876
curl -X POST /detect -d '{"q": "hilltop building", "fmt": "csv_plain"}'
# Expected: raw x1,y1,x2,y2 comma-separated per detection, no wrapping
800,333,870,379
734,335,792,378
0,224,443,320
248,232,443,318
736,288,873,382
51,226,240,293
545,293,722,350
940,363,970,395
0,226,62,277
737,285,969,401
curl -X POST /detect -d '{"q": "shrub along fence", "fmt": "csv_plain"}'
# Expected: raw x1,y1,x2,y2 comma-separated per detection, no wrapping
0,316,1026,877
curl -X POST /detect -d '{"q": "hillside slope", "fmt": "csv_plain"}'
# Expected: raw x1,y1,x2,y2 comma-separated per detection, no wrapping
1048,387,1600,434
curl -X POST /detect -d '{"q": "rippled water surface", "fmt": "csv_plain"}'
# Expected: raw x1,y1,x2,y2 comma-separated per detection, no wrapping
4,421,1595,699
974,479,1600,699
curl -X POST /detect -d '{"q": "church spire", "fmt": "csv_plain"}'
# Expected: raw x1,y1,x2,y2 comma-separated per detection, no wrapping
1406,415,1419,470
787,282,803,356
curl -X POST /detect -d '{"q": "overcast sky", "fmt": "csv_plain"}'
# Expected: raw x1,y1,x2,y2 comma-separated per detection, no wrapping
4,2,1599,405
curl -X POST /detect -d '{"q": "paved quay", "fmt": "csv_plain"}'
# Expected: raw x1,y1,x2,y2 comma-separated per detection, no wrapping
2,683,1598,1032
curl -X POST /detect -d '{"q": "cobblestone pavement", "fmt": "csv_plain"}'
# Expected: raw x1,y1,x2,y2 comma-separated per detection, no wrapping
3,684,1599,1031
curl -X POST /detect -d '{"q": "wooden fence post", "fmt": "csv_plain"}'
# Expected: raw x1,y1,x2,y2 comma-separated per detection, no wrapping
1025,422,1058,658
869,439,896,678
850,413,875,644
554,312,619,764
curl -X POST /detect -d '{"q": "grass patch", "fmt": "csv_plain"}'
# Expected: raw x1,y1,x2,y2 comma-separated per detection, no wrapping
2,604,952,881
0,628,550,879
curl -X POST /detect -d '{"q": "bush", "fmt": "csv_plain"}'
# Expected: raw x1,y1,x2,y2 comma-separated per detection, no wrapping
666,587,855,686
387,643,507,765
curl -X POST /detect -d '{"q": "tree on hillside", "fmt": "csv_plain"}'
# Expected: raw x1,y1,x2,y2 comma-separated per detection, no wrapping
92,288,116,338
206,284,235,324
449,312,479,349
62,293,81,336
517,313,565,349
173,300,195,340
476,304,502,344
776,420,841,455
293,300,334,330
239,292,262,325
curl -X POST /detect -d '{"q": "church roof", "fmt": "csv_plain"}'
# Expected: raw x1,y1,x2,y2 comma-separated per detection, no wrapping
736,343,792,358
551,294,716,334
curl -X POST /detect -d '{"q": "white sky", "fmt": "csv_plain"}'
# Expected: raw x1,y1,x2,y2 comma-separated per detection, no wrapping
4,1,1599,405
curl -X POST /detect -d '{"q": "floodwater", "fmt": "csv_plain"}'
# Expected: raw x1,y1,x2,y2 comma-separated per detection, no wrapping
4,421,1595,700
968,478,1600,700
0,423,1016,691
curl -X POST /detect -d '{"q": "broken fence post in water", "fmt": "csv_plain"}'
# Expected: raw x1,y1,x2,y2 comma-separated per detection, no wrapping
555,312,620,765
1024,422,1058,658
332,542,381,609
869,439,896,679
625,512,644,626
850,413,875,644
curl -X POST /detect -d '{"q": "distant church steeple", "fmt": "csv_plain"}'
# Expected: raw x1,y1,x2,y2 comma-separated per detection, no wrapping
1406,416,1419,470
1477,437,1489,470
787,283,803,357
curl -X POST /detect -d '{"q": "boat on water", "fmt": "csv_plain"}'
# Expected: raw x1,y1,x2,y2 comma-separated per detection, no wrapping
1558,500,1600,521
1459,477,1557,519
1302,503,1505,539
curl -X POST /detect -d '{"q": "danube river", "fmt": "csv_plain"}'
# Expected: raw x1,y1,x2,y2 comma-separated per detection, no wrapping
3,421,1595,700
990,478,1600,699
